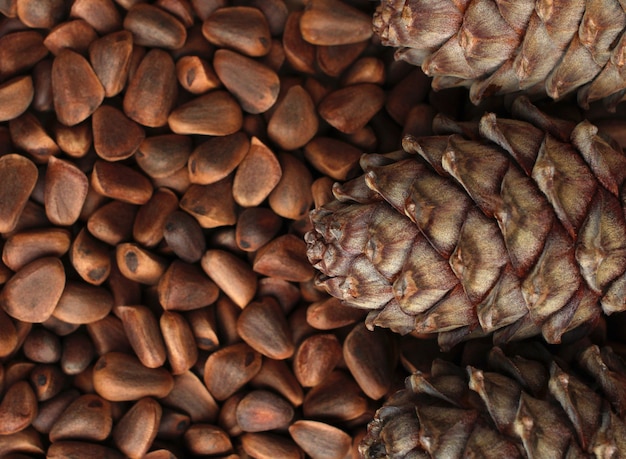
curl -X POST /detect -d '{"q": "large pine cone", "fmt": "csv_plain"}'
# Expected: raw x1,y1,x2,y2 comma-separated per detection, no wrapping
360,342,626,458
373,0,626,108
305,97,626,350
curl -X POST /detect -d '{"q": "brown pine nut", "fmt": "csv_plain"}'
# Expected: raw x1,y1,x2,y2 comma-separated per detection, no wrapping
43,19,98,56
1,257,65,323
203,343,262,401
60,332,95,375
116,243,167,285
0,380,38,435
51,49,104,126
22,327,62,363
161,370,219,423
0,31,48,80
202,6,271,57
293,333,342,388
235,207,282,252
48,394,113,442
253,234,313,282
2,227,71,272
0,154,38,233
112,397,161,459
136,134,192,179
236,297,295,360
132,187,179,248
87,200,138,245
123,4,187,50
93,352,174,401
54,120,92,158
158,260,219,311
201,249,257,308
184,424,233,456
232,137,282,207
123,49,178,128
168,90,243,136
91,160,153,205
69,228,111,286
92,105,145,161
9,112,59,164
70,0,122,34
88,30,133,97
188,131,249,185
116,305,167,369
235,389,294,432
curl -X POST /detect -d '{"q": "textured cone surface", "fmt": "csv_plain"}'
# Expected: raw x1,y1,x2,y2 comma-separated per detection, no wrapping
306,97,626,349
360,342,626,458
373,0,626,109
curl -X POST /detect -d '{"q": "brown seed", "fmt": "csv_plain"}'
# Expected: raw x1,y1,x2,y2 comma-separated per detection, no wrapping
213,49,280,114
156,0,195,27
203,343,262,401
214,296,241,346
402,103,437,139
48,394,112,442
188,131,250,185
232,137,282,207
54,120,92,158
0,427,44,456
311,176,335,209
250,358,304,407
260,38,286,72
184,424,233,456
112,397,161,459
303,371,368,422
1,257,65,323
32,59,53,113
0,154,38,233
0,381,37,435
288,420,352,459
235,207,282,252
241,432,303,459
306,297,366,330
88,30,133,97
91,160,153,205
163,210,206,263
201,249,257,308
385,68,431,125
136,134,192,179
123,49,178,128
158,260,219,311
0,31,48,80
157,408,190,440
123,3,187,49
202,6,271,57
343,324,396,400
87,200,138,245
40,316,77,338
92,105,145,161
0,309,19,359
0,75,34,123
300,0,372,46
116,305,166,369
293,333,342,388
69,228,111,286
185,308,220,351
237,297,295,360
32,389,80,435
2,227,70,272
317,41,368,78
133,188,179,248
16,0,66,29
304,137,362,180
161,371,219,423
22,327,62,363
175,55,221,94
283,11,316,75
93,352,174,401
86,315,131,356
116,243,167,285
318,83,385,134
268,153,313,220
43,19,98,56
168,90,243,136
47,441,125,459
236,390,294,432
60,332,95,375
53,282,113,325
253,234,314,282
219,392,245,437
160,311,198,375
51,49,104,126
30,363,66,401
70,0,121,34
180,177,238,229
267,85,318,150
44,156,89,226
342,56,386,86
9,112,59,164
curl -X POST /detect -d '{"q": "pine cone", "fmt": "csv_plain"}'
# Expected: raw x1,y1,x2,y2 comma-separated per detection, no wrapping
360,342,626,458
305,97,626,349
373,0,626,108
